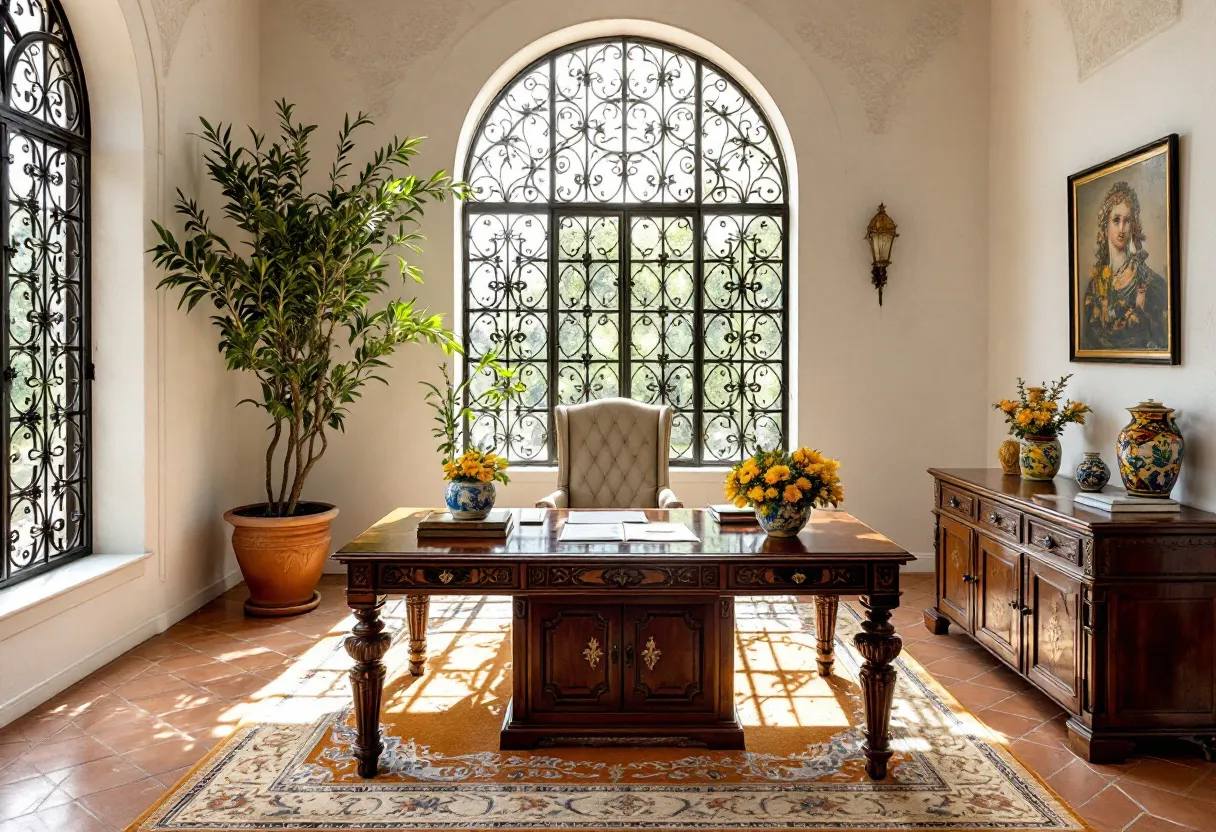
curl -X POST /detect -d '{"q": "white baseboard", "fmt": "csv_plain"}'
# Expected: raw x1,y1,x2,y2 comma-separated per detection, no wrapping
0,567,244,727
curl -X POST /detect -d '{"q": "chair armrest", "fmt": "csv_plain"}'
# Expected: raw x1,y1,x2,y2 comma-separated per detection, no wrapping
657,488,684,509
536,488,569,509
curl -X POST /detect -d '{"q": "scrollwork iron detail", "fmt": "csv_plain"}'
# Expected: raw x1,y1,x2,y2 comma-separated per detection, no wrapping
463,37,788,466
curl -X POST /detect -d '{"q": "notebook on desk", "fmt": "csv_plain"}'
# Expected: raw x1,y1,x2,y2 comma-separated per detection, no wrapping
417,509,515,538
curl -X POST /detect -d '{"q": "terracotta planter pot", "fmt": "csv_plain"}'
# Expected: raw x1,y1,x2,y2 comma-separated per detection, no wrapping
223,502,339,617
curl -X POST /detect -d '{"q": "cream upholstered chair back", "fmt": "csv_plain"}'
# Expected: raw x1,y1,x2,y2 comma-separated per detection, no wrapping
536,398,683,509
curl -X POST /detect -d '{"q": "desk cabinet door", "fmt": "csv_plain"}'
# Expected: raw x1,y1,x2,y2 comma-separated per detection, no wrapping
975,535,1022,670
623,603,717,712
1024,558,1082,714
938,515,975,631
531,603,621,712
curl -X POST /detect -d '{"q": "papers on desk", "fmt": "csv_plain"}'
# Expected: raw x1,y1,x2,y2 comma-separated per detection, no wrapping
557,521,700,543
565,510,650,524
624,522,700,542
558,523,625,542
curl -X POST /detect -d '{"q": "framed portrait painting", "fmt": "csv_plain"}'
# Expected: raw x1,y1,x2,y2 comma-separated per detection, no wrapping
1068,134,1180,364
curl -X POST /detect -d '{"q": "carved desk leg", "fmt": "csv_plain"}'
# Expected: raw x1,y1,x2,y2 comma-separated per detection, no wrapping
406,594,429,676
814,595,839,677
853,593,902,780
345,597,390,778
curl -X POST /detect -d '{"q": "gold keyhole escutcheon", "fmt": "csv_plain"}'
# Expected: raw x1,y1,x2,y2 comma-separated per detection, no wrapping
438,570,454,585
792,571,806,585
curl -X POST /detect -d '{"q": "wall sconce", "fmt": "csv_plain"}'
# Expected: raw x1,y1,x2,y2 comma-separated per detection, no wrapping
865,203,899,306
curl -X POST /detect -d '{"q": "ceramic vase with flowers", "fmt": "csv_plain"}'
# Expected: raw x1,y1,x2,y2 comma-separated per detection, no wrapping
724,447,844,537
422,355,524,520
994,376,1091,482
1116,400,1185,498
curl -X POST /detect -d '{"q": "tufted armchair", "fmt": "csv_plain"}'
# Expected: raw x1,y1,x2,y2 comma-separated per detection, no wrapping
536,398,684,509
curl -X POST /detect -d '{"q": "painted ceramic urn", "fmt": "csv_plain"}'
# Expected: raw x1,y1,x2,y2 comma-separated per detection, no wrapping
1074,452,1110,493
445,479,496,520
1019,435,1062,481
1116,400,1184,498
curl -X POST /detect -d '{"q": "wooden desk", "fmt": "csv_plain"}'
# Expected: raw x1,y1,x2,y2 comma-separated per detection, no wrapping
335,508,912,779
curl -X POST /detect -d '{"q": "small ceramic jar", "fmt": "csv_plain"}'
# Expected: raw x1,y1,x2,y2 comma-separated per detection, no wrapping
1074,452,1110,493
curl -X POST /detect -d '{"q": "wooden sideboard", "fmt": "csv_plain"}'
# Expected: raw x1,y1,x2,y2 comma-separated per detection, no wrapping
925,469,1216,763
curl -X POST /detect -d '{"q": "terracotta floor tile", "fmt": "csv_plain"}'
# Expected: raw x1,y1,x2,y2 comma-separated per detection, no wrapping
203,673,269,701
171,660,245,686
1121,758,1209,795
71,701,147,735
110,673,195,702
78,777,167,830
973,707,1043,741
0,760,41,788
1187,771,1216,800
1077,784,1145,832
923,652,1001,681
970,665,1034,694
0,777,55,821
127,637,188,662
152,651,213,673
122,737,210,777
1010,737,1078,778
90,717,185,757
1119,781,1216,830
1047,759,1112,807
1022,713,1071,748
986,689,1066,723
0,742,30,768
1123,814,1201,832
161,700,247,739
225,648,290,671
20,736,112,776
904,640,968,665
945,681,1015,712
46,756,146,800
155,765,196,789
128,688,217,717
0,800,110,832
91,655,161,689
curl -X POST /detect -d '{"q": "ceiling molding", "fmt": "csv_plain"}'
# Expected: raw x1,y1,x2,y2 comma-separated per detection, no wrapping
1061,0,1181,81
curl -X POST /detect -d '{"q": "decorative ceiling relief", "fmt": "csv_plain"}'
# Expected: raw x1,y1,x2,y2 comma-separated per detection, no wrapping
150,0,204,72
289,0,503,111
791,0,964,134
1061,0,1181,80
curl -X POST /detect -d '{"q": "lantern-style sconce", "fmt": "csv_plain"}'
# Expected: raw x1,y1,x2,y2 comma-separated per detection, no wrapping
864,203,899,306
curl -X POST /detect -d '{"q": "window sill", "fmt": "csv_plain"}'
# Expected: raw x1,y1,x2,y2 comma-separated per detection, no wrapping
0,552,151,640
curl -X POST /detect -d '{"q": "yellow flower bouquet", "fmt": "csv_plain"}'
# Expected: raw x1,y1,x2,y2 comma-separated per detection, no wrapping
725,448,843,537
993,375,1090,440
443,449,510,485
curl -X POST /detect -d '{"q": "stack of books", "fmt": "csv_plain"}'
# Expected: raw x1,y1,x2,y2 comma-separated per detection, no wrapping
1074,489,1180,514
708,504,755,524
417,509,516,538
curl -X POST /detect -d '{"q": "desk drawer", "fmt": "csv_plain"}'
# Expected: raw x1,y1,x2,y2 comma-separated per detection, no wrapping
978,498,1022,542
938,482,975,520
527,564,720,590
1026,520,1082,567
378,563,519,590
728,564,867,591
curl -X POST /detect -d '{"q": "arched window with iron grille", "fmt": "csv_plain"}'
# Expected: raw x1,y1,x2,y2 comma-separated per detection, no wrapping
462,37,788,466
0,0,90,589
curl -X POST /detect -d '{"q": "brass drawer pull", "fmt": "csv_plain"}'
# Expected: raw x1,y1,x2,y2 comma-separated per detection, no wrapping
1020,605,1033,616
438,569,455,584
624,644,634,667
962,573,978,584
948,497,961,509
1034,534,1056,549
988,511,1001,524
791,571,807,585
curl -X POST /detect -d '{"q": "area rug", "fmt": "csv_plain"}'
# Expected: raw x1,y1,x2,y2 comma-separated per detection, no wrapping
129,596,1088,831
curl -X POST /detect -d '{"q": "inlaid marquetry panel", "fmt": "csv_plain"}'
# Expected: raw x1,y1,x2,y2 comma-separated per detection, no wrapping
377,564,518,590
727,564,866,591
527,564,719,590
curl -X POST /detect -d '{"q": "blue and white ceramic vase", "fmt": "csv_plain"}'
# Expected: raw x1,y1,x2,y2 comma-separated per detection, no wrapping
445,479,496,520
1074,452,1110,493
756,502,813,538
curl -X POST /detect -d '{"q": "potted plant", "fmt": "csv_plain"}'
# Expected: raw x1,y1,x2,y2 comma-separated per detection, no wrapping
151,101,466,615
993,375,1091,481
724,447,844,537
421,356,522,519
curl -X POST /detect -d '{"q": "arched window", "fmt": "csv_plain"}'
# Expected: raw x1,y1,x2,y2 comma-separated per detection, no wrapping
0,0,89,589
463,37,788,466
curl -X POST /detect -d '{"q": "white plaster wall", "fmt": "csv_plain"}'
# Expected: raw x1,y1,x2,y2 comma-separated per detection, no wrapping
987,1,1214,510
260,0,992,567
0,0,264,723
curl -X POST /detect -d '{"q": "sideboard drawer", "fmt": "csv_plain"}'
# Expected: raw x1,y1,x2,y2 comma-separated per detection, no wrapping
526,564,720,590
978,498,1022,542
728,564,867,591
1026,520,1082,567
378,563,519,590
939,483,976,520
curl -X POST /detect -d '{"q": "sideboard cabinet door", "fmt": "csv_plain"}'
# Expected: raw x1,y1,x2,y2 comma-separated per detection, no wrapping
531,603,622,712
938,515,975,631
1024,558,1083,713
975,535,1022,670
622,603,717,712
